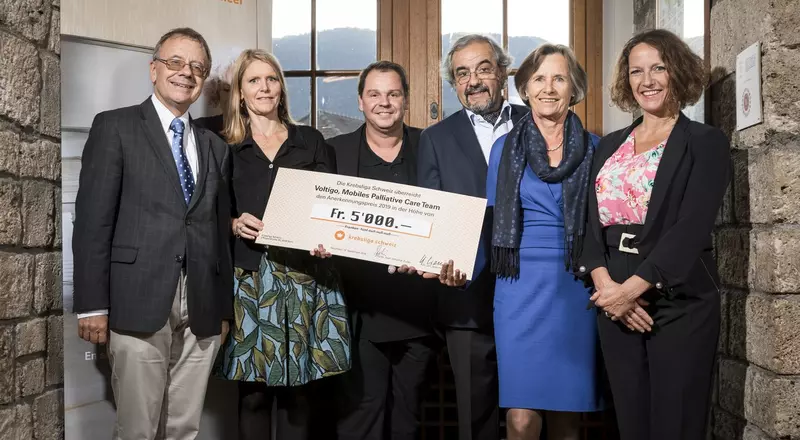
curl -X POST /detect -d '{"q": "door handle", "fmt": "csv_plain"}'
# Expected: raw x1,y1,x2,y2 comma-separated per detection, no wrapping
429,102,439,120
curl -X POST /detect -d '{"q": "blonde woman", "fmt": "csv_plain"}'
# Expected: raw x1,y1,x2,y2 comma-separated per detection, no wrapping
216,49,350,440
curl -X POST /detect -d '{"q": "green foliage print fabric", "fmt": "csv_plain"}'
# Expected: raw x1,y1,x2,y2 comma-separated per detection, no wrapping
216,253,351,385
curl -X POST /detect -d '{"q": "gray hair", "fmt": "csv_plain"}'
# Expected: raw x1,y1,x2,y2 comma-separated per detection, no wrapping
441,34,512,87
514,43,588,107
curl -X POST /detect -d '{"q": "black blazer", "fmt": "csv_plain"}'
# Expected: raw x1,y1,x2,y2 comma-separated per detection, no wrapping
328,124,436,342
72,98,234,337
580,113,732,299
418,104,528,328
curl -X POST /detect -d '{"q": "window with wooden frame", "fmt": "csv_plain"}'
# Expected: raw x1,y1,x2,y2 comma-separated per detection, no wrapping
271,0,379,138
384,0,604,134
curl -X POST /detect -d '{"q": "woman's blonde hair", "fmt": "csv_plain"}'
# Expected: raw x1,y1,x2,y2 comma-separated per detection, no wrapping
223,49,294,144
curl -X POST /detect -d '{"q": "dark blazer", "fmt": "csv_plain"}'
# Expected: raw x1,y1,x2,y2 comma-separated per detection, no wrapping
194,113,224,139
580,113,732,299
418,104,528,328
72,98,234,338
328,124,436,342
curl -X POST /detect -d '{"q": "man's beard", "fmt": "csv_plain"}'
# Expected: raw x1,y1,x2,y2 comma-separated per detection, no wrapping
463,84,501,115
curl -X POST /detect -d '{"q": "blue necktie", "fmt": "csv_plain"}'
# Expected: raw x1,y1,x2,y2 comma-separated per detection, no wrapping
169,118,195,205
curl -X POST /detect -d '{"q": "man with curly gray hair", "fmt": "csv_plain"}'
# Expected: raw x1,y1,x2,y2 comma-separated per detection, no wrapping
413,34,529,440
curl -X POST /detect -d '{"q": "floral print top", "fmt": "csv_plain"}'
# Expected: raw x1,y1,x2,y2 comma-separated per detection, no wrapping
595,131,666,226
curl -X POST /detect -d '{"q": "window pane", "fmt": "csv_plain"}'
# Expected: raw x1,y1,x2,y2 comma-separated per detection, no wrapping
508,0,570,68
287,77,311,125
272,0,311,70
316,76,364,138
440,0,503,118
317,0,377,70
507,76,526,107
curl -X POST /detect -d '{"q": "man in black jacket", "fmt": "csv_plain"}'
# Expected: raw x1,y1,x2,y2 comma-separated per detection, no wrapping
72,28,233,439
327,61,437,440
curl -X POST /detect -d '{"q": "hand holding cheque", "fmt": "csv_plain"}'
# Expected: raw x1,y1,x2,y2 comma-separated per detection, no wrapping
254,168,486,280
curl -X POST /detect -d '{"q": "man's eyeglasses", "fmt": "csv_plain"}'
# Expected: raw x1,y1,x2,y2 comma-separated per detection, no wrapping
154,57,209,78
454,66,497,85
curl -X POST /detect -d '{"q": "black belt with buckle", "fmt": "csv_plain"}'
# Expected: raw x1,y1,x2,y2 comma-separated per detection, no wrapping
603,225,643,255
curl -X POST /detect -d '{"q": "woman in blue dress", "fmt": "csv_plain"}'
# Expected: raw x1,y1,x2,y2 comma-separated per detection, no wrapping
444,44,602,440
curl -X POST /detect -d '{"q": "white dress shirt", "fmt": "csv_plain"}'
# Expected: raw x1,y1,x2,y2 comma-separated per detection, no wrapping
77,95,198,320
465,100,514,163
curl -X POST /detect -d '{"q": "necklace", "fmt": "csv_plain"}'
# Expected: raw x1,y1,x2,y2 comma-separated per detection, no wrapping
546,138,564,152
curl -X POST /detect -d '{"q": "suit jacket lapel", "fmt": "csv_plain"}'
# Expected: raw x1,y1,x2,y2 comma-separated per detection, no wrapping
510,104,528,125
339,128,362,178
139,99,184,201
453,109,488,182
188,122,210,212
639,112,690,242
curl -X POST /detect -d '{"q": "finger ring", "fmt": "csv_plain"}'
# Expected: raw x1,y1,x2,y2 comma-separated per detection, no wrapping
604,311,611,318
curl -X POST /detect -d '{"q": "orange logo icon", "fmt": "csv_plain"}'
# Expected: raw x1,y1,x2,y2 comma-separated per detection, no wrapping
334,231,345,240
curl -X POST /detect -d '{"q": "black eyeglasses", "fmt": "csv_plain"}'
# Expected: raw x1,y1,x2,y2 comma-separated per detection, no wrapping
154,57,209,78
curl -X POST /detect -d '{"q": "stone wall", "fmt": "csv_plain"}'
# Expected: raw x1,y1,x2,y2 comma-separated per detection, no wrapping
635,0,800,439
710,0,800,438
0,0,64,439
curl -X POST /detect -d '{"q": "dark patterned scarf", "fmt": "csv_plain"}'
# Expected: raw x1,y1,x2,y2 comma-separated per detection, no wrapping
491,110,594,279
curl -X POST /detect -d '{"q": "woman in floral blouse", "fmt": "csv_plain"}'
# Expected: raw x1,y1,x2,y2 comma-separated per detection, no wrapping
580,29,731,440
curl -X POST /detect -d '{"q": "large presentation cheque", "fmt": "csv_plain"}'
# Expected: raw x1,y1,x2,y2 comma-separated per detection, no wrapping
255,168,487,280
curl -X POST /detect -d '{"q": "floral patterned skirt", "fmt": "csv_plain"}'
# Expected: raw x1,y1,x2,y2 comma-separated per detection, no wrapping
215,250,351,386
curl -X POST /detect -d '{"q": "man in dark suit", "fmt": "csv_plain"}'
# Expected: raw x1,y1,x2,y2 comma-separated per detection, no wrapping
327,61,437,440
415,35,528,440
72,28,233,440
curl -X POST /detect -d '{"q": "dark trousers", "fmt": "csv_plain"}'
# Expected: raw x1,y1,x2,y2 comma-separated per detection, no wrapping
238,381,309,440
599,226,719,440
337,336,436,440
440,327,499,440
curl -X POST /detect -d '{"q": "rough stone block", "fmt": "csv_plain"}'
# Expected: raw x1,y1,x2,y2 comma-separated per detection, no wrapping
730,149,751,225
0,408,13,440
0,130,19,176
715,227,749,289
713,406,747,440
15,357,44,398
0,0,51,43
745,365,800,438
33,389,63,440
773,0,800,49
718,290,730,355
749,145,800,224
53,186,61,249
14,318,46,357
46,315,62,386
750,226,800,294
0,180,21,246
742,423,773,440
34,252,62,313
726,289,748,358
21,180,54,248
761,47,800,135
48,7,59,55
14,403,32,440
0,326,13,404
39,52,60,138
0,31,41,128
710,73,736,143
0,252,34,319
710,0,773,75
719,358,748,417
741,293,800,375
20,139,60,181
